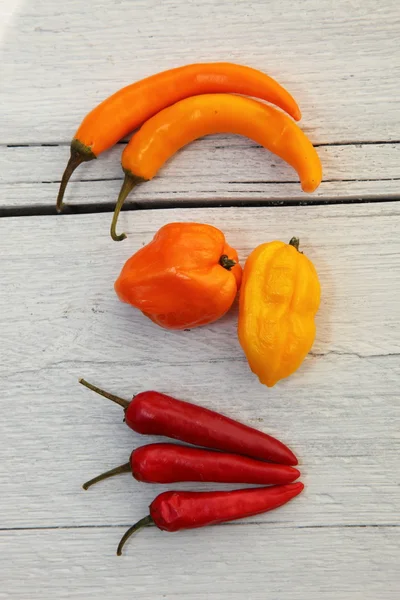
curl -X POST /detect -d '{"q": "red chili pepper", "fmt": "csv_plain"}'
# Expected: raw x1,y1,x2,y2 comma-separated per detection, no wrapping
79,379,297,465
82,443,300,490
117,482,304,554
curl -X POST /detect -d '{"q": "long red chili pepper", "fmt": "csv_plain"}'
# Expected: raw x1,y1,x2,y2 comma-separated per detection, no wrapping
117,482,304,555
79,379,297,465
82,443,300,489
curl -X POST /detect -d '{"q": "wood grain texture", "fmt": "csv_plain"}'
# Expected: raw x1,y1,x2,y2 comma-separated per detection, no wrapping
1,142,399,209
0,0,399,145
0,204,399,538
1,0,400,596
1,526,399,600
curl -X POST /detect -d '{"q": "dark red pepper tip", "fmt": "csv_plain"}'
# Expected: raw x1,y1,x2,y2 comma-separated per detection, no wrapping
291,481,304,493
291,468,301,482
283,448,298,466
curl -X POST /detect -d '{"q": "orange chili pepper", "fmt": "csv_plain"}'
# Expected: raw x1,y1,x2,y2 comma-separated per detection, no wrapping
111,94,322,240
114,222,242,330
56,63,300,211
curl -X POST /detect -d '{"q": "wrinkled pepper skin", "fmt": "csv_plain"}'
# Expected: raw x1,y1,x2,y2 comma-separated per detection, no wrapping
150,483,304,532
117,482,304,553
238,238,320,387
115,222,242,330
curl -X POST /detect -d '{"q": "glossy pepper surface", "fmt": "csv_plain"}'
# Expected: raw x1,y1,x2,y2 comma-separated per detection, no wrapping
82,443,300,489
117,483,304,554
56,62,300,212
114,222,242,329
238,237,321,387
79,379,298,465
111,94,321,240
75,63,300,157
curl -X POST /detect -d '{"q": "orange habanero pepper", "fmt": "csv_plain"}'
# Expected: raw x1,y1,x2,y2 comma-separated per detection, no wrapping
238,238,321,387
114,223,242,330
56,63,300,211
111,94,322,241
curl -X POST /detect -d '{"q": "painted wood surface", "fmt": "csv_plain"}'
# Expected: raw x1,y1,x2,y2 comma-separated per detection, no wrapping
1,0,398,145
1,204,399,598
1,527,398,600
0,0,399,210
1,0,399,598
1,141,399,210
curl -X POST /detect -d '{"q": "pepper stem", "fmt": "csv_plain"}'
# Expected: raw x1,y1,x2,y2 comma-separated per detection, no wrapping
56,140,96,212
79,378,130,409
117,515,154,555
289,237,300,251
219,254,237,270
110,171,146,242
83,462,131,490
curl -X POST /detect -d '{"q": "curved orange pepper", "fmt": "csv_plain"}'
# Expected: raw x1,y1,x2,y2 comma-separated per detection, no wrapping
56,63,300,211
238,238,321,387
114,223,242,330
111,94,322,240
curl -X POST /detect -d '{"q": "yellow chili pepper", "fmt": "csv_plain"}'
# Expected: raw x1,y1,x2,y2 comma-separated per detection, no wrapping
238,238,321,387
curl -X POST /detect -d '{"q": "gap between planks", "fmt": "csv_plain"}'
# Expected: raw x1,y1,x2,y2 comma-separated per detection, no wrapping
1,195,400,218
4,140,400,148
1,140,398,212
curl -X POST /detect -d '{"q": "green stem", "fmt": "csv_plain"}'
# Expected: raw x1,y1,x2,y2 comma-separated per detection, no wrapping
79,378,130,409
110,171,146,241
289,237,300,251
219,254,237,270
56,139,96,212
83,462,131,490
117,515,154,556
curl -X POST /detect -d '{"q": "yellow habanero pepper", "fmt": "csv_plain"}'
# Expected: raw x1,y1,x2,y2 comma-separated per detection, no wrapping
238,238,321,387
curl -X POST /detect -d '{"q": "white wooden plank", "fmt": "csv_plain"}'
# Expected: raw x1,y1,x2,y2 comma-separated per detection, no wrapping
1,1,399,597
0,142,399,209
0,204,399,532
4,142,399,185
3,179,400,211
1,526,399,600
0,0,399,145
